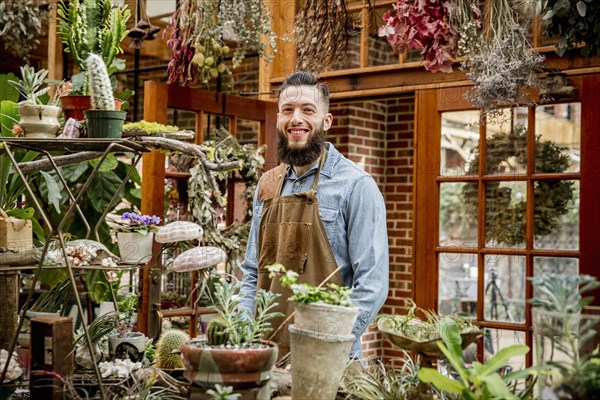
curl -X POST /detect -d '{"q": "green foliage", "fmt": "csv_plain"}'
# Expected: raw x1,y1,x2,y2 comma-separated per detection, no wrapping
463,125,574,246
0,0,49,60
8,66,51,105
156,329,189,369
206,384,241,400
210,279,283,346
0,100,19,136
123,120,179,135
30,275,75,312
0,73,19,103
56,0,130,75
266,263,354,306
206,317,229,346
341,355,421,400
542,0,600,56
417,319,535,400
189,127,264,272
530,272,600,394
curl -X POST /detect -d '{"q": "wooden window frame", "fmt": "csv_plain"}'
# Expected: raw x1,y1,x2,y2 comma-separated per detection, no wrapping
414,75,600,364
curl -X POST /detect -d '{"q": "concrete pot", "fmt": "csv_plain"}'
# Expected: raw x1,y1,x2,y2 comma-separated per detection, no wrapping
108,332,148,362
294,302,359,336
289,324,355,400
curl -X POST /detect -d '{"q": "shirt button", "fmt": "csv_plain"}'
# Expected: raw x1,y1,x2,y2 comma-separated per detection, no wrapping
295,181,302,186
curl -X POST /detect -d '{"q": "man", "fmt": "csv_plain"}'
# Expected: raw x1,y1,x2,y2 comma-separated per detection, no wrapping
239,71,389,359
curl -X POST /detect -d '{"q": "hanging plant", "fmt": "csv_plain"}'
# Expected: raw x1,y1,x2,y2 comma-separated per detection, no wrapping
0,0,50,61
462,125,574,246
455,0,545,117
541,0,600,57
295,0,368,74
188,127,265,271
378,0,457,73
163,0,277,87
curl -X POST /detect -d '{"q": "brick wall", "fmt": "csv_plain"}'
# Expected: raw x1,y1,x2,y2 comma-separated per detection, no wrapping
329,96,415,362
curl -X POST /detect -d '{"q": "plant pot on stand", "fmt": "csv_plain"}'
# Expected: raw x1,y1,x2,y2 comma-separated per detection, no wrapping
108,332,148,362
62,96,122,121
117,232,154,264
18,104,62,139
84,110,126,138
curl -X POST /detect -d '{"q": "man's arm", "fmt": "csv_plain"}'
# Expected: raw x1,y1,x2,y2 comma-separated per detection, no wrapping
238,189,262,316
345,175,389,355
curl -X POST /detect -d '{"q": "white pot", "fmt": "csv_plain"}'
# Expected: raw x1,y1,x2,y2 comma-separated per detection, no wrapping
109,332,148,362
294,302,359,337
18,104,62,139
117,232,154,264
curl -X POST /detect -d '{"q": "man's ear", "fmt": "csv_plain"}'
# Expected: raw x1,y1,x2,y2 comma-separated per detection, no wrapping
323,113,333,131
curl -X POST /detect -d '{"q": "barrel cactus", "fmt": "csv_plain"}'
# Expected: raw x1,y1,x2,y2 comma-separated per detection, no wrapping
86,54,115,110
206,317,229,346
156,329,189,369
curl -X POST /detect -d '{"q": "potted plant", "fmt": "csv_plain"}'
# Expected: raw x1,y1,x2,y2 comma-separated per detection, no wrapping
84,54,128,138
56,0,130,119
7,65,63,139
112,211,161,264
107,292,148,363
530,273,600,399
265,263,358,400
155,329,189,370
180,279,281,393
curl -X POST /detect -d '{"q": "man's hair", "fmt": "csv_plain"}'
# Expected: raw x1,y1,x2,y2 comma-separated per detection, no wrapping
278,71,329,110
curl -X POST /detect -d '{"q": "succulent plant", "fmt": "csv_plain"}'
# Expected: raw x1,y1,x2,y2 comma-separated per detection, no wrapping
86,54,115,111
156,329,189,369
206,317,229,346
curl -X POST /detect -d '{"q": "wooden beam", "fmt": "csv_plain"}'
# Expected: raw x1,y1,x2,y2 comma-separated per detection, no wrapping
269,0,296,79
47,0,63,82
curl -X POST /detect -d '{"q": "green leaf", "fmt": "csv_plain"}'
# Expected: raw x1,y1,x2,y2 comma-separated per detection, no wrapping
576,1,587,16
1,100,19,136
553,0,572,17
418,367,464,394
89,153,118,173
6,207,34,219
479,373,518,399
0,73,19,102
61,162,89,183
478,345,529,377
86,171,122,213
40,171,63,214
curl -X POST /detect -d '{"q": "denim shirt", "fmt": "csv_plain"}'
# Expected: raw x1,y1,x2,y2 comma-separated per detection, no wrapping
239,142,389,358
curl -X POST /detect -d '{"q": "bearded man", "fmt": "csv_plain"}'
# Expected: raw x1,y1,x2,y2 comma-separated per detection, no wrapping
239,71,389,360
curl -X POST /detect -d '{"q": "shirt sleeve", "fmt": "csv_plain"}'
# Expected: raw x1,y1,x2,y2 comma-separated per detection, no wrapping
345,175,389,355
238,187,262,316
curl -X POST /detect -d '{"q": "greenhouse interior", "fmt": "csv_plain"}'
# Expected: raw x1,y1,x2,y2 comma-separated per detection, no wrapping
0,0,599,399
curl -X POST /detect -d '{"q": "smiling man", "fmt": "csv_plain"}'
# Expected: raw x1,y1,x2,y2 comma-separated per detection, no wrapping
239,71,389,360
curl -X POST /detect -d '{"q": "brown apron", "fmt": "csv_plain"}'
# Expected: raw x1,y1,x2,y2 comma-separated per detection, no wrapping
256,150,343,357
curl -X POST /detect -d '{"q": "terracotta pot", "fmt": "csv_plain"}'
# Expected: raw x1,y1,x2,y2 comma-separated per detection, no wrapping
61,96,123,121
181,340,278,389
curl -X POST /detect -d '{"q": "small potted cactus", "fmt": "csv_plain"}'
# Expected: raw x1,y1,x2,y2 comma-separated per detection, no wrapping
83,54,127,138
156,329,189,370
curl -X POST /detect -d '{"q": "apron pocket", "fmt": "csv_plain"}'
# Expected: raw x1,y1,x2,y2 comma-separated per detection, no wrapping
259,222,310,274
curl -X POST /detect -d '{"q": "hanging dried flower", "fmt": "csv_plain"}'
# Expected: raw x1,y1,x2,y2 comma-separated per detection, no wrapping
295,0,365,74
378,0,457,73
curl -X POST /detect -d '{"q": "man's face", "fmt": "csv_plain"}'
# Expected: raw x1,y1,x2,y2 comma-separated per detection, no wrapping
277,85,333,150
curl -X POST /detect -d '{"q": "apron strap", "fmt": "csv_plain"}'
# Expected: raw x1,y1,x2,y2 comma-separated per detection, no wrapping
274,148,329,199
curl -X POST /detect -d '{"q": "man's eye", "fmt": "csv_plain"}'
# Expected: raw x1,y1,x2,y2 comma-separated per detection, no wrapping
304,108,315,113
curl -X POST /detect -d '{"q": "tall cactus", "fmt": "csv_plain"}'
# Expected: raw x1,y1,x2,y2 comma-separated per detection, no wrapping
86,54,115,110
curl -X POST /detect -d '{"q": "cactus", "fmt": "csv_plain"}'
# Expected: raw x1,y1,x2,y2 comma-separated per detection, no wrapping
206,317,229,346
156,329,189,369
86,54,115,110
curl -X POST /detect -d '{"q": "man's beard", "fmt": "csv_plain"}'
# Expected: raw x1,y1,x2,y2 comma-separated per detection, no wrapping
277,127,325,167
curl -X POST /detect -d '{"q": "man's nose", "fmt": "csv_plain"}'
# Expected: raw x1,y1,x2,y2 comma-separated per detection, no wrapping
290,108,303,124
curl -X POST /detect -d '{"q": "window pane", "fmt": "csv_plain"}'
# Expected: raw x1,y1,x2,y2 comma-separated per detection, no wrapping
533,257,578,276
534,180,579,250
484,328,527,370
440,111,480,176
439,182,478,246
438,252,478,317
535,103,580,173
485,181,527,248
485,108,529,175
484,255,525,323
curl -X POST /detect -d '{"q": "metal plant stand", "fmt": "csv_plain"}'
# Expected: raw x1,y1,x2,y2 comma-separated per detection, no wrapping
0,138,149,399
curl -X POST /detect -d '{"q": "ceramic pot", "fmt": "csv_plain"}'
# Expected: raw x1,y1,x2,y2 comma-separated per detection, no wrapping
108,332,148,362
61,96,122,121
17,104,62,139
116,232,153,264
181,340,278,390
